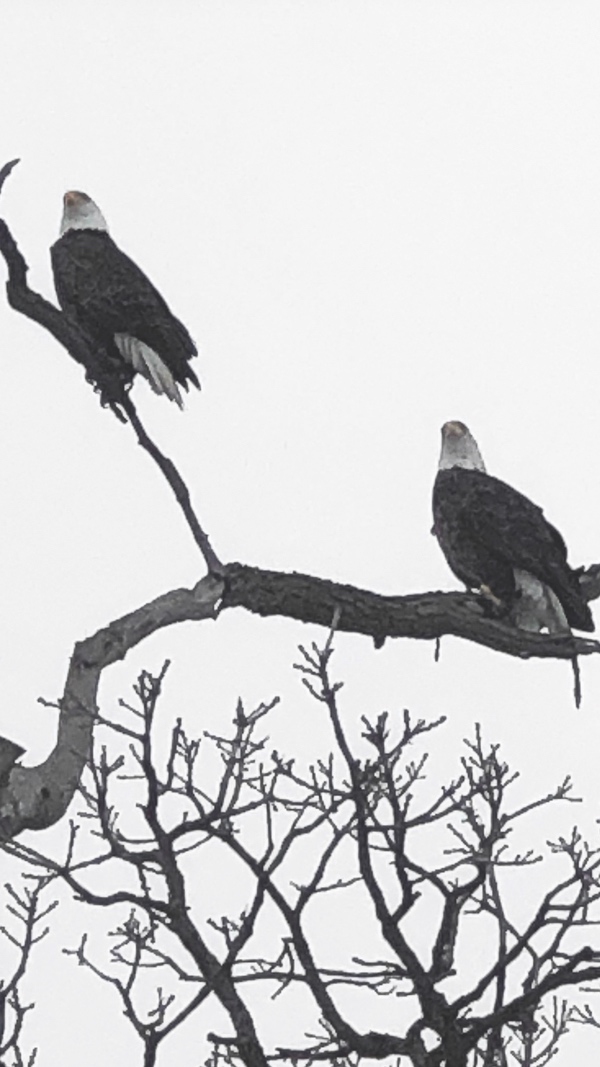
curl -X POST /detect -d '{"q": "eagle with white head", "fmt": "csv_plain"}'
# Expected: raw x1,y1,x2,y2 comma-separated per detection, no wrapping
433,421,593,633
51,191,199,406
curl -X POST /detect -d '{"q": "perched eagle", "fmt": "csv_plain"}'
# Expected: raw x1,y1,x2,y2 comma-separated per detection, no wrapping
51,191,199,406
433,421,593,633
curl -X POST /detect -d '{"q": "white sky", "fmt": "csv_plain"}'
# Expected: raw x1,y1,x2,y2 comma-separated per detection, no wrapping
2,2,600,1063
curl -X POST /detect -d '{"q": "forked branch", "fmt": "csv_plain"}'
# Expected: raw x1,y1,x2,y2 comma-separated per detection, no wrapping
6,659,600,1067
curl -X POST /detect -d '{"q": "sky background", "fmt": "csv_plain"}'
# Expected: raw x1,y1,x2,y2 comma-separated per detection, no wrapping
2,1,600,1063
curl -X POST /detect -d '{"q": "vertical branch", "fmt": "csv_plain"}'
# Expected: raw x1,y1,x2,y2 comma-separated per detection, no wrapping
0,874,57,1065
120,394,224,575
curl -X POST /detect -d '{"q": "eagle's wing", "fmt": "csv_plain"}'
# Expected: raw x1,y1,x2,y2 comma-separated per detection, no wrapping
456,470,568,574
51,231,198,389
450,469,592,630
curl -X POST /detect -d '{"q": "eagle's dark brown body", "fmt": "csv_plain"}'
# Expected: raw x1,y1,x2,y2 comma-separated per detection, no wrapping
51,227,199,398
433,467,593,632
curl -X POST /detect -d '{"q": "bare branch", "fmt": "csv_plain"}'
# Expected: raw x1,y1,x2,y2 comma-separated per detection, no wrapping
223,562,600,662
0,575,222,838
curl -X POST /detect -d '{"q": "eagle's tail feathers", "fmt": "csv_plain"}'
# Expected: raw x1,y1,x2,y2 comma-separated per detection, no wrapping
512,571,570,634
114,334,184,408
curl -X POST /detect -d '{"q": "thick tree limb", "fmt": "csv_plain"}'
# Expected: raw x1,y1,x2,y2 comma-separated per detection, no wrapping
0,562,598,840
0,575,223,839
222,562,600,661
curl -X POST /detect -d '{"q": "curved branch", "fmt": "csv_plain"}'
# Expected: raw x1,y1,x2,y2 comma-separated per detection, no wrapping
0,574,223,840
0,159,20,197
0,561,598,841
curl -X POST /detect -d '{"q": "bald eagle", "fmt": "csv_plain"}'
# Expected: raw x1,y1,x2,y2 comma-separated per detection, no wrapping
433,421,593,633
51,192,199,407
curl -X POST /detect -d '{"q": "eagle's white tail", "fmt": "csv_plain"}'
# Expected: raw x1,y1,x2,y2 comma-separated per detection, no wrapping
114,333,183,408
512,570,570,634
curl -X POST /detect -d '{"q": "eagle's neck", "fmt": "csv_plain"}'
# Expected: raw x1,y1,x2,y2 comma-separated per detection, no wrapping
60,204,109,237
438,434,486,473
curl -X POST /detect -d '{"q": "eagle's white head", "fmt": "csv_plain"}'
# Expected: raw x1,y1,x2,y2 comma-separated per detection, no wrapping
438,420,486,472
60,191,108,236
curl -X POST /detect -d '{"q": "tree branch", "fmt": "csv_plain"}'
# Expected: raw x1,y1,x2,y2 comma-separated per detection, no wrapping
0,575,223,839
120,395,223,574
223,562,600,661
0,557,599,840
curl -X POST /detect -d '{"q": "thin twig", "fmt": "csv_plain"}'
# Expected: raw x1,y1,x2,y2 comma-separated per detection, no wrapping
121,395,223,574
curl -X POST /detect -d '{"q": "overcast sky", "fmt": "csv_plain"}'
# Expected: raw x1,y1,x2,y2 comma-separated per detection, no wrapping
2,2,600,1063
